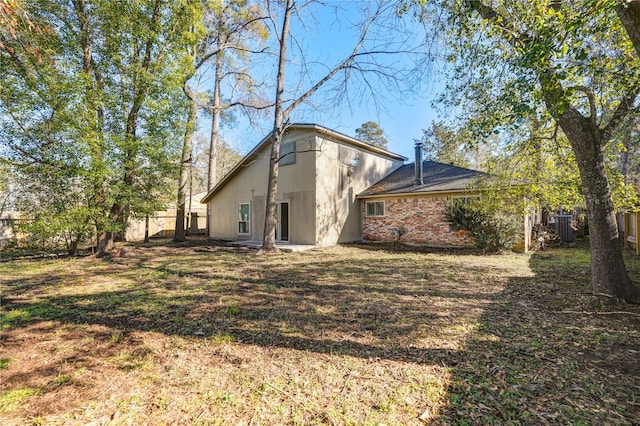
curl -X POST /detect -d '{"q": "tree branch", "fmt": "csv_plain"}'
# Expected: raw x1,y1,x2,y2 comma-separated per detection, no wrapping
616,0,640,57
601,88,640,142
282,1,384,117
469,1,572,122
569,85,597,124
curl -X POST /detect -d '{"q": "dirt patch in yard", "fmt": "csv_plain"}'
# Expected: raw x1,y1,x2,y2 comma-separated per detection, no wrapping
1,238,639,424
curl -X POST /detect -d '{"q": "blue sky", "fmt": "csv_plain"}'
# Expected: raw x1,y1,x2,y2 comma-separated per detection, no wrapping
210,0,446,161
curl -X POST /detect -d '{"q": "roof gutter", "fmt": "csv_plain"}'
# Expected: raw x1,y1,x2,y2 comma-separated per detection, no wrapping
357,188,479,200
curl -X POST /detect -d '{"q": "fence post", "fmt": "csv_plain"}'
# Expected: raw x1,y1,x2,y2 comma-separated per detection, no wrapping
190,212,198,235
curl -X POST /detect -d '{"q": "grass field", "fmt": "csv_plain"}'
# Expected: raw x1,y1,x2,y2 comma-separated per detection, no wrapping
1,238,639,425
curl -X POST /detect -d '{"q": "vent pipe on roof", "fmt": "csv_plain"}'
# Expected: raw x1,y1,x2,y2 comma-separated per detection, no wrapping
414,142,424,186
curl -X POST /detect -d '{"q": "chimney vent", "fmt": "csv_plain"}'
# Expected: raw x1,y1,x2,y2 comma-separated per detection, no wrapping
414,142,424,186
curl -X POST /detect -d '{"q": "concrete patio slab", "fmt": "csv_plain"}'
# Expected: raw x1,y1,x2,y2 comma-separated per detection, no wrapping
228,240,319,252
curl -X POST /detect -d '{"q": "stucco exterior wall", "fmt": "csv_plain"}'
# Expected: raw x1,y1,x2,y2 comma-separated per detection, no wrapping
209,151,266,241
207,126,403,245
361,194,474,247
314,136,403,245
208,130,318,243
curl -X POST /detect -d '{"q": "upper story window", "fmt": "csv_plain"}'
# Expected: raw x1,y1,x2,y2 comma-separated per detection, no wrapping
366,201,384,217
279,141,296,166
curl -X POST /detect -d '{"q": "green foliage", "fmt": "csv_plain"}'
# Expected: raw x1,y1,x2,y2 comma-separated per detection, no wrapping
477,120,585,214
611,115,640,210
416,0,640,197
355,121,389,149
17,209,94,254
445,198,520,252
0,0,200,250
0,358,12,370
417,121,490,168
11,168,96,254
0,387,39,413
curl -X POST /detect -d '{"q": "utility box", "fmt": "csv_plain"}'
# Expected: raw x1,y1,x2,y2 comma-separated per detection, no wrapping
552,215,574,242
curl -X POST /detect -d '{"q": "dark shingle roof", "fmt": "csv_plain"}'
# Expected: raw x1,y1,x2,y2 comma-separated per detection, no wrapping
359,161,486,197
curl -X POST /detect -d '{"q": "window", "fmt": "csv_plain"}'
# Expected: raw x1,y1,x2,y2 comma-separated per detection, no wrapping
238,203,250,234
279,141,296,166
366,201,384,217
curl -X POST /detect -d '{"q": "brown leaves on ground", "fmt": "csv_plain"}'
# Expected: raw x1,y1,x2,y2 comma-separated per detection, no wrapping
1,238,639,424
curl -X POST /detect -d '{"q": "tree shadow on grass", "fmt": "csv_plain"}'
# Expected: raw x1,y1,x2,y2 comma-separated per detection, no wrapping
434,242,640,424
2,244,497,403
2,240,639,423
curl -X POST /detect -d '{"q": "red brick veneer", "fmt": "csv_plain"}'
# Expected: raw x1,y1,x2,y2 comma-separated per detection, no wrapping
361,195,473,247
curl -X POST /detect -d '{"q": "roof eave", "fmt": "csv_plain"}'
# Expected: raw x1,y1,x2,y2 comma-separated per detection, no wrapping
201,132,273,203
357,188,479,199
301,124,407,161
201,123,407,203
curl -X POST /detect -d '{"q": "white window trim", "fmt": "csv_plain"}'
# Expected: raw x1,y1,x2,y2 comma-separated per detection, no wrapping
238,202,250,235
365,200,385,217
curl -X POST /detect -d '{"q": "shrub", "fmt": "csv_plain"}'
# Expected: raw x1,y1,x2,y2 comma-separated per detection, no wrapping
445,199,520,252
16,206,94,255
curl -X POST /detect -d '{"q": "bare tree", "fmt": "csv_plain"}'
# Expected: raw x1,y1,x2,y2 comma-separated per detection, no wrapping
175,0,268,242
261,0,423,252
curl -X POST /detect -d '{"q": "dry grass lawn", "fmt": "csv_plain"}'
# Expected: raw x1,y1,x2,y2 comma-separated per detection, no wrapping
1,238,639,425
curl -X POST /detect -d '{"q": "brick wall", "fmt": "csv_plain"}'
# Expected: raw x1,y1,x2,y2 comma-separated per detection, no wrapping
361,195,474,247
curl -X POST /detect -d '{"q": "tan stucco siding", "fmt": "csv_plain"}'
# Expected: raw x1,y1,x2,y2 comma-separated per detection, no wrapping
208,130,318,243
274,133,317,244
209,149,269,240
314,136,403,245
208,126,403,245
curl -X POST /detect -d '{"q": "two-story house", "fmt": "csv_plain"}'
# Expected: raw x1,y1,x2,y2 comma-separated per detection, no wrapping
200,123,406,245
201,123,529,249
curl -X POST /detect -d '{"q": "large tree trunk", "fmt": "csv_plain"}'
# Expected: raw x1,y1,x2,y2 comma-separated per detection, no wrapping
208,53,222,192
74,0,110,257
96,202,124,256
262,128,283,252
558,110,640,303
97,1,163,255
96,90,142,255
206,54,222,235
175,85,198,242
96,230,113,256
261,0,293,253
616,0,640,56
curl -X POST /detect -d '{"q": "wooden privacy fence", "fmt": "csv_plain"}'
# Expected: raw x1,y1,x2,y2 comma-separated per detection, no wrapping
0,213,27,247
0,211,207,247
624,211,639,255
124,211,207,241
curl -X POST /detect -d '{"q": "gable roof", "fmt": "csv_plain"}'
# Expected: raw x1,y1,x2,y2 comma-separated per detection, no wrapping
358,160,486,198
201,123,407,203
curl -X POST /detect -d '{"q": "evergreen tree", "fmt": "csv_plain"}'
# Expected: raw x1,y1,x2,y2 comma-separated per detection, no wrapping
355,121,388,149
